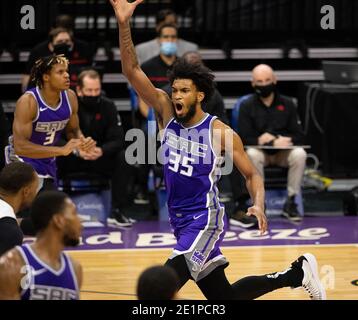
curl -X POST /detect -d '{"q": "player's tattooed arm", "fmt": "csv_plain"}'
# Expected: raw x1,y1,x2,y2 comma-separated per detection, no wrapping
110,0,174,126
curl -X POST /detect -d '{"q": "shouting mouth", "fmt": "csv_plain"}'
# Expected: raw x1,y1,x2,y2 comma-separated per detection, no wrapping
174,102,184,116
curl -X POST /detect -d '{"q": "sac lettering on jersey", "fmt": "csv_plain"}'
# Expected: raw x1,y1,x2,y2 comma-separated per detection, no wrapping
165,132,208,158
35,120,69,145
30,285,77,300
35,120,69,133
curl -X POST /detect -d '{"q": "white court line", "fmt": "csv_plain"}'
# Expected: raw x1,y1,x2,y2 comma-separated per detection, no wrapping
66,242,358,254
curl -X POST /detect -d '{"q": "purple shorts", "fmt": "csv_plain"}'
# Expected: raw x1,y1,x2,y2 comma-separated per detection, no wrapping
169,206,229,282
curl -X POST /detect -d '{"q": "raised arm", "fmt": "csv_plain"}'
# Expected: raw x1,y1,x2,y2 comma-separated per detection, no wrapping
109,0,173,126
13,94,81,158
213,119,267,234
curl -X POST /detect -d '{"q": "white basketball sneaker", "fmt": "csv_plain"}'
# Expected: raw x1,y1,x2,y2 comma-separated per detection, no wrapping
299,253,327,300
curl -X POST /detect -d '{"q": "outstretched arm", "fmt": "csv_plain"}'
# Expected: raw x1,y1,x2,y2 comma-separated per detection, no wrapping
213,120,267,234
109,0,173,126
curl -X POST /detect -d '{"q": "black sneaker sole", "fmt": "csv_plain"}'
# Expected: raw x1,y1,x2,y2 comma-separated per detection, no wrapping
219,196,232,203
282,212,303,222
134,199,150,205
229,218,257,229
107,218,133,228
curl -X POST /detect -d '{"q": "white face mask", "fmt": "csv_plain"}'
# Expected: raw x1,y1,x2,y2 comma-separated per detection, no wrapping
160,42,178,56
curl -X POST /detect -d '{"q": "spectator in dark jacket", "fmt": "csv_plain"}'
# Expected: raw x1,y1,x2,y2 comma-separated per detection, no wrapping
22,22,94,92
56,69,134,227
238,64,307,222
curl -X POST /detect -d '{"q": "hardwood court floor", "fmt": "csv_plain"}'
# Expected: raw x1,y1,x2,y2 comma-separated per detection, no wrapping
68,245,358,300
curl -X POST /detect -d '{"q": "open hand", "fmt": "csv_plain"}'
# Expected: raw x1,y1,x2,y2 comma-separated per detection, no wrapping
62,139,82,156
258,132,276,145
273,136,292,147
247,205,268,235
109,0,144,24
79,136,96,152
79,147,103,161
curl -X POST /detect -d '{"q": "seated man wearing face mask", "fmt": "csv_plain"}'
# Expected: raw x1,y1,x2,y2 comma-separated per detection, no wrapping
135,8,198,65
236,64,307,222
56,69,134,227
22,27,93,92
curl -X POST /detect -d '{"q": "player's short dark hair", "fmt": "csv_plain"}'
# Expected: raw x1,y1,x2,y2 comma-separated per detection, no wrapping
137,265,179,300
0,162,36,194
29,54,69,88
31,191,69,232
168,58,215,103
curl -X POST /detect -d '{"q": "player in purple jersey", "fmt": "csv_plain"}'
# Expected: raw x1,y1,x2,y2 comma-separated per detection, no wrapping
0,191,82,300
7,54,96,187
5,54,96,236
110,0,326,300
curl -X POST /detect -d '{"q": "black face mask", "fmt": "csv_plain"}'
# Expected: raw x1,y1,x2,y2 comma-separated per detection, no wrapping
254,83,276,98
80,95,101,111
53,43,72,58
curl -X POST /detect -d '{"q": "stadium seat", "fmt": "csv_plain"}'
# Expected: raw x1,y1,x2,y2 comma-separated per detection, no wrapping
58,172,111,225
